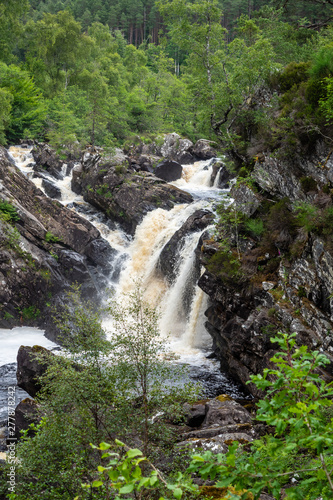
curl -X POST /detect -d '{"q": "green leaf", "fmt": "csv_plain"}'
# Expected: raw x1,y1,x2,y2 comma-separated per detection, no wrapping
173,487,182,499
99,442,111,450
119,483,134,494
127,448,143,458
115,439,125,447
92,480,103,488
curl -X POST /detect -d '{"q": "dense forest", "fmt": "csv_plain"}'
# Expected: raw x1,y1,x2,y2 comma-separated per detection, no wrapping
2,0,333,498
1,0,333,162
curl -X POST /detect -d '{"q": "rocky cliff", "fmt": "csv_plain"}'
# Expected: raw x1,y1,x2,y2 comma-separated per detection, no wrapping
198,142,333,396
0,147,114,340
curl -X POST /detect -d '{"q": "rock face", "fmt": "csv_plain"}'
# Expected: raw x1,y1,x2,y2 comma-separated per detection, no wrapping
72,149,193,235
198,145,333,396
158,209,214,284
0,147,114,337
180,395,256,453
124,133,218,167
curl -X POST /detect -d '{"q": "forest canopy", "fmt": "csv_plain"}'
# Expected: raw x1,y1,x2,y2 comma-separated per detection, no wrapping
0,0,333,161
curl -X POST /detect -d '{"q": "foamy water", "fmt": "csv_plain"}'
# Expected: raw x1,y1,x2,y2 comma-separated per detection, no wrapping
6,146,229,372
0,327,58,367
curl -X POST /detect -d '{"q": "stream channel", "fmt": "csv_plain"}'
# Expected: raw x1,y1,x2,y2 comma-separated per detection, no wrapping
0,146,250,423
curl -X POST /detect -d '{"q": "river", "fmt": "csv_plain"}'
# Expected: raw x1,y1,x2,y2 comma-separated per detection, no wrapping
0,145,248,426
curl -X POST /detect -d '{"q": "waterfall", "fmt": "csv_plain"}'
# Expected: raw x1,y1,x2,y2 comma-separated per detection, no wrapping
7,146,225,361
4,145,252,400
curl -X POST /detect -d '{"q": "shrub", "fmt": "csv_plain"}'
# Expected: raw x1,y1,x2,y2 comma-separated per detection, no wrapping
45,231,61,243
244,218,264,239
0,201,20,222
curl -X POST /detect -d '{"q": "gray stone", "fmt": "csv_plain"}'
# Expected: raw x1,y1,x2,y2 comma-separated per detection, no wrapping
155,160,183,182
42,179,62,199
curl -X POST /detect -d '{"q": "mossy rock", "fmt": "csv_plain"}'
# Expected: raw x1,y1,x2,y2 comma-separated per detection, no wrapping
216,394,233,402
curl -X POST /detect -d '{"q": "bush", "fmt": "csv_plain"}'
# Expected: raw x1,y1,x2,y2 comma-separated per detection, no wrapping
0,201,20,222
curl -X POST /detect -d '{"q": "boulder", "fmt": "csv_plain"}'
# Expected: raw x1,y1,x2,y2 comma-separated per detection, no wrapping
16,345,52,398
183,403,206,427
71,163,83,194
160,133,194,164
178,396,255,453
192,139,217,160
155,160,183,182
14,398,39,439
32,144,65,180
42,179,62,200
202,396,252,428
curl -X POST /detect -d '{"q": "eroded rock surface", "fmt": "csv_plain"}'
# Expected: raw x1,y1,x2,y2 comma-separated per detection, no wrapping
72,150,193,235
0,147,114,336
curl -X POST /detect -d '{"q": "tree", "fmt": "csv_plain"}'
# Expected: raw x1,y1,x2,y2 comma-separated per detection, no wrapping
108,283,200,456
0,62,46,143
6,286,198,499
0,88,13,145
158,0,278,157
0,0,28,63
24,11,93,97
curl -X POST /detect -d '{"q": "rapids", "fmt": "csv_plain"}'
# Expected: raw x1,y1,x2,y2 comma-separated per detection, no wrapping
2,146,248,400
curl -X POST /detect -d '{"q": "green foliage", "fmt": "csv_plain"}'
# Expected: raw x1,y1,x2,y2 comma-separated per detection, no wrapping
0,62,46,143
244,218,264,239
206,248,242,285
294,202,319,233
274,61,310,92
45,231,60,243
21,305,41,320
0,201,19,222
9,285,199,499
88,333,333,499
83,440,198,499
187,333,333,499
0,87,12,144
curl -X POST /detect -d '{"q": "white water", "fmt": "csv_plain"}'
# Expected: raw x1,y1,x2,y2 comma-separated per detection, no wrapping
0,327,57,366
5,146,228,372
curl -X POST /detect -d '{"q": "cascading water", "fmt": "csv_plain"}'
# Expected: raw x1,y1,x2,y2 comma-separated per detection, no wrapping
3,145,248,399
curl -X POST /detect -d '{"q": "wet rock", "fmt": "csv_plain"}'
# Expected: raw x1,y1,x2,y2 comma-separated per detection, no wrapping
157,209,214,284
14,398,39,439
212,161,234,188
84,238,117,268
16,346,52,398
32,144,65,180
191,139,217,160
155,159,183,182
58,250,93,284
77,155,193,235
42,179,62,200
71,163,83,194
231,183,262,217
